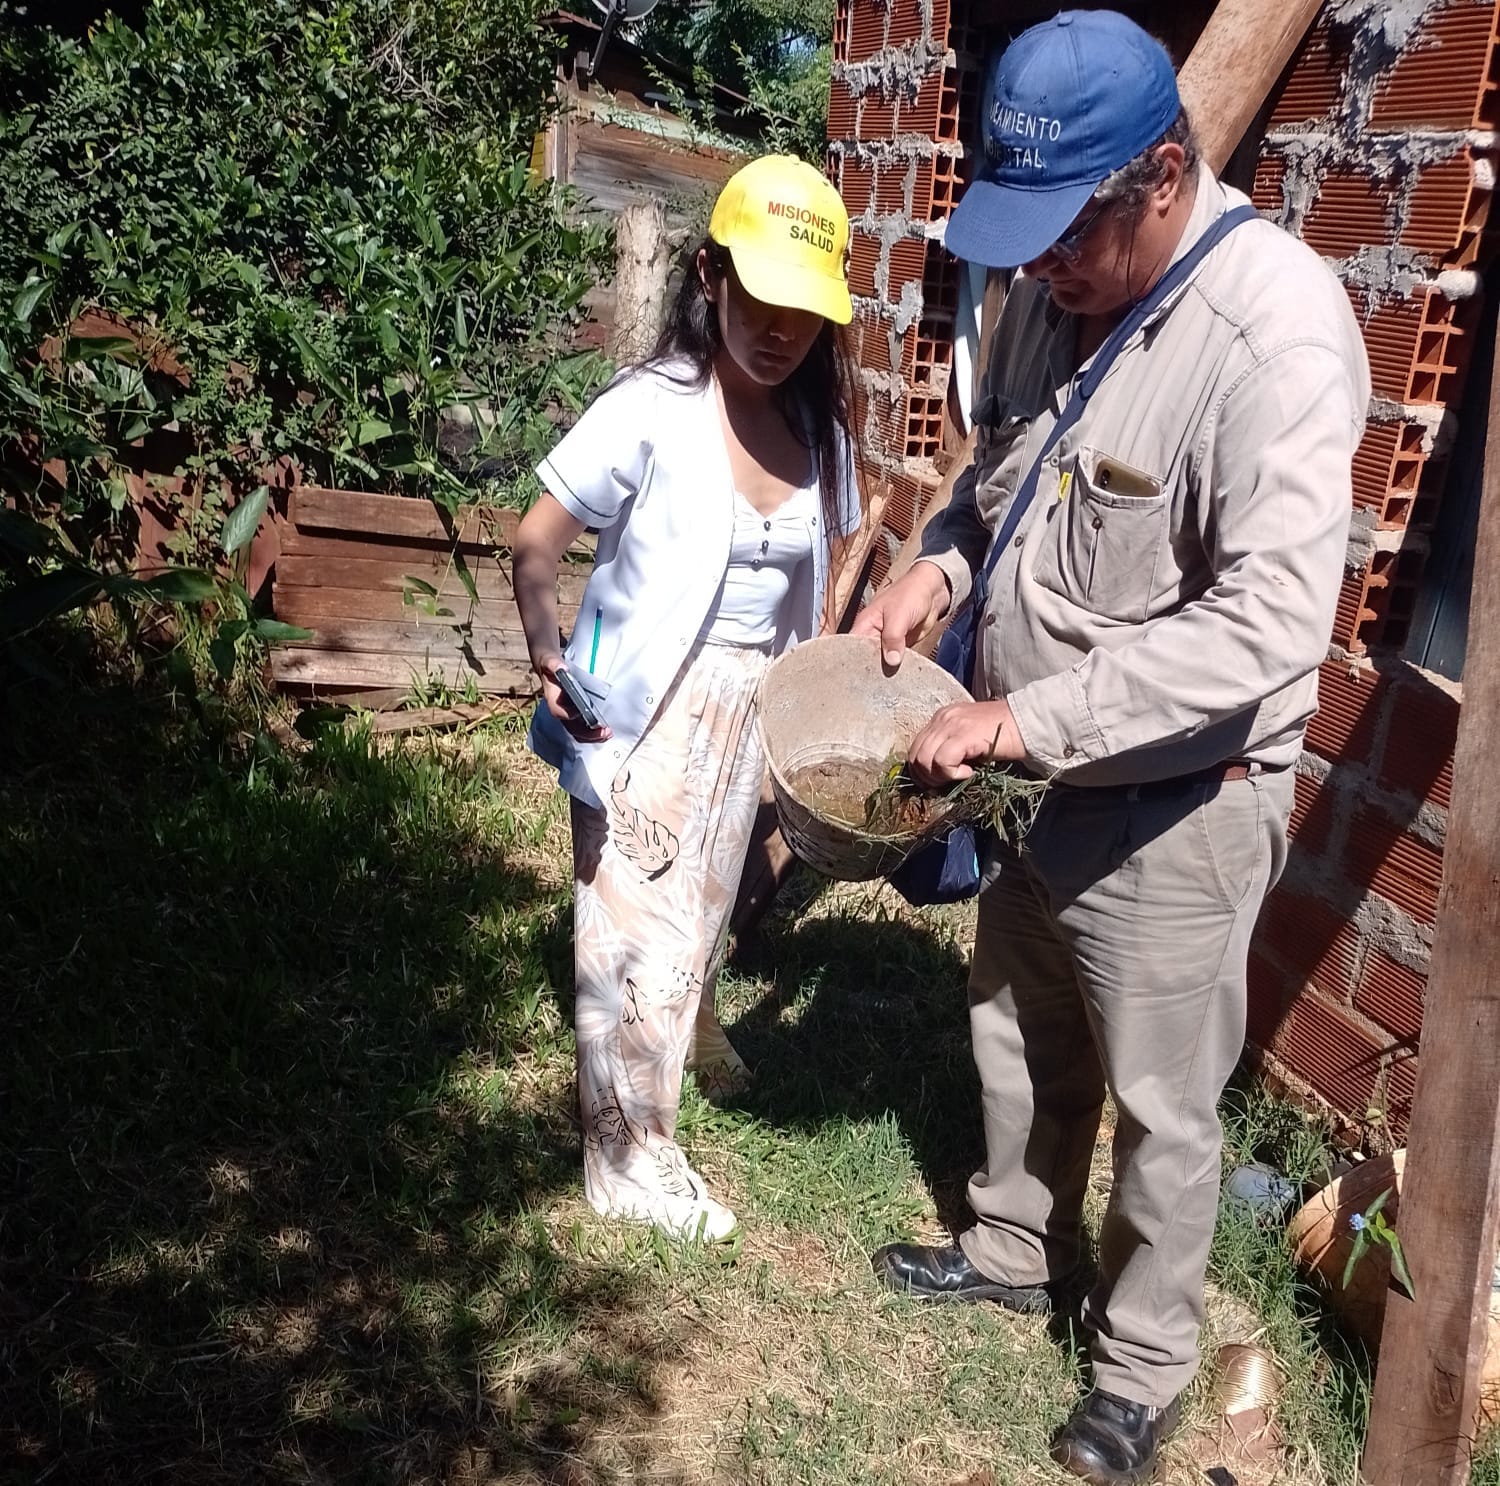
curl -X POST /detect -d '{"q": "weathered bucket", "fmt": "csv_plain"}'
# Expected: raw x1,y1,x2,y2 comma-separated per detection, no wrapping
757,632,971,880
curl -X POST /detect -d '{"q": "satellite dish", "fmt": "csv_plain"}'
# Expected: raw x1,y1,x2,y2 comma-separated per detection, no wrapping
591,0,661,21
583,0,661,80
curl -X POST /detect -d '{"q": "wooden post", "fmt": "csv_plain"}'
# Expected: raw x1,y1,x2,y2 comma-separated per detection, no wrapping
611,199,670,364
1360,308,1500,1484
1175,0,1326,176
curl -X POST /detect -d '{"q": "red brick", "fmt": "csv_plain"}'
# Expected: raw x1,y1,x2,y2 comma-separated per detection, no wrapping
1252,154,1286,218
853,311,890,374
827,78,858,140
1404,150,1492,266
1353,948,1426,1046
1333,566,1376,656
1370,2,1500,131
921,238,960,320
930,150,967,220
1351,287,1472,408
1375,673,1458,810
1305,660,1383,764
839,159,875,217
1273,994,1383,1121
1246,949,1295,1053
880,470,922,542
848,0,886,61
903,390,944,462
895,72,943,136
1344,806,1445,925
1351,417,1431,529
858,93,896,139
886,0,940,48
1383,1053,1420,1137
1301,169,1395,259
1288,770,1335,857
848,231,880,298
887,238,926,297
1267,23,1344,127
854,384,904,461
1254,883,1361,1000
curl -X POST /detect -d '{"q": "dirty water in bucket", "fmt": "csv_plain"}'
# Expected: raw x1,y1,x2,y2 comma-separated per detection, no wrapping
785,752,952,838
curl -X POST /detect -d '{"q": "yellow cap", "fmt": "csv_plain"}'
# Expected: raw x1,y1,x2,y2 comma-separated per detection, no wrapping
709,155,853,325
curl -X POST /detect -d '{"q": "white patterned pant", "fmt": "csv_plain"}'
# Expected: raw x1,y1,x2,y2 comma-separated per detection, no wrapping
570,641,768,1218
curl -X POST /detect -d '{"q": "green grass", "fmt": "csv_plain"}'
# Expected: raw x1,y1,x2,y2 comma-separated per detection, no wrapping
4,652,1499,1484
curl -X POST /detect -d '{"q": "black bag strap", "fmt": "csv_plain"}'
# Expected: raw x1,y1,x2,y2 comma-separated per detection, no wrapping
974,203,1259,585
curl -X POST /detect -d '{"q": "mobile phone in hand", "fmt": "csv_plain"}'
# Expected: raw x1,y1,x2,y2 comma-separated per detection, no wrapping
555,666,603,730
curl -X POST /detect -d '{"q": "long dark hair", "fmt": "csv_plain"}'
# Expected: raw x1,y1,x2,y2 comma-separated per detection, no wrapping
638,239,860,545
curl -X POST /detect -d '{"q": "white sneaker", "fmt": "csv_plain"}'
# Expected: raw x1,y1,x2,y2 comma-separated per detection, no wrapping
585,1143,739,1242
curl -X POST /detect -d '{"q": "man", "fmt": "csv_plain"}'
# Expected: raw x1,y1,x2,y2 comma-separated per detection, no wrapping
854,11,1369,1485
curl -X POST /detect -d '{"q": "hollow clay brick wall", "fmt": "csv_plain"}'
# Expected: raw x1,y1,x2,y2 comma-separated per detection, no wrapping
1239,0,1494,1145
833,0,1498,1144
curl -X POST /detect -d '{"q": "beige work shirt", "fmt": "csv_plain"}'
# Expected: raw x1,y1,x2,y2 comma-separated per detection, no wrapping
918,171,1372,786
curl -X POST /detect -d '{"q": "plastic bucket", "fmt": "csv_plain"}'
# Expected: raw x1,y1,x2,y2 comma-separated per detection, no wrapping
757,633,971,881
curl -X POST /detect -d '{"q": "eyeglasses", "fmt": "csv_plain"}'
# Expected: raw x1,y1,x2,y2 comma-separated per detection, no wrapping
1047,196,1114,265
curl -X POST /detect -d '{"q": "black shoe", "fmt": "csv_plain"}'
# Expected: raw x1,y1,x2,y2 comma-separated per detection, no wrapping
870,1242,1056,1313
1050,1388,1182,1486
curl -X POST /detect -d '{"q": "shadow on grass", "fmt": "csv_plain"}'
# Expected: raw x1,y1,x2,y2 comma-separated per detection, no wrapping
727,887,984,1238
0,658,688,1484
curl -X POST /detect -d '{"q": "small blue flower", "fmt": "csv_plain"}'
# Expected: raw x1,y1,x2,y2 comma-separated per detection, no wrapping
1349,1213,1367,1232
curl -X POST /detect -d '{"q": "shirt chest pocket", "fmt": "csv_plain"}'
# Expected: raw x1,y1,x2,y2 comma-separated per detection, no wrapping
1032,445,1169,624
973,396,1036,528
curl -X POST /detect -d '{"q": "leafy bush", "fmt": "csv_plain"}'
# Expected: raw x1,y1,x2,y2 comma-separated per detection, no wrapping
0,0,613,625
640,0,832,160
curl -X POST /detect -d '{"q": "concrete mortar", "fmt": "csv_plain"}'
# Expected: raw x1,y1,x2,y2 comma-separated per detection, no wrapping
833,40,945,98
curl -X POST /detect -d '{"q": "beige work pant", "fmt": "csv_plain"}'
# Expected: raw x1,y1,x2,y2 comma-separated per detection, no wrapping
958,768,1293,1406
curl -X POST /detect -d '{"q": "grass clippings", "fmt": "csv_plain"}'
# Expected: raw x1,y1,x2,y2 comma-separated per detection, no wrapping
787,752,1049,846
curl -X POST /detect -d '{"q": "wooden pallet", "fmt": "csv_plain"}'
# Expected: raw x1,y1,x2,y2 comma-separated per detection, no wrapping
270,488,589,703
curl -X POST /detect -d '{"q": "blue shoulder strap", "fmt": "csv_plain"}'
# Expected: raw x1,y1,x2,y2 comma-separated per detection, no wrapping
975,203,1259,584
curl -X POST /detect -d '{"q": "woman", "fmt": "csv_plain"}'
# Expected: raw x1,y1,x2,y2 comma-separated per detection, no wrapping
514,155,862,1240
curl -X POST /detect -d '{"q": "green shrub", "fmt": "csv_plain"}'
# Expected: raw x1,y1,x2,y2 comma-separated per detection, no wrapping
0,0,613,608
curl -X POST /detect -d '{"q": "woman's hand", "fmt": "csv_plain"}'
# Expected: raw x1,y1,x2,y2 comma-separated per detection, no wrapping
850,560,952,667
515,493,611,742
906,698,1024,785
534,650,613,743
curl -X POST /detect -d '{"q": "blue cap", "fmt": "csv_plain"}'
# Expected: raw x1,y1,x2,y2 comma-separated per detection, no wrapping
945,10,1180,270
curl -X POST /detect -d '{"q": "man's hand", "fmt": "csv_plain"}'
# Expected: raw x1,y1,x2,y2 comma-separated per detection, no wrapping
907,698,1025,784
534,652,613,743
850,561,951,667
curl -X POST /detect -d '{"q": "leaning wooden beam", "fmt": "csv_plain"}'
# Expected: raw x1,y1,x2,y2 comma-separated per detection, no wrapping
1174,0,1326,178
829,469,898,630
1359,319,1500,1485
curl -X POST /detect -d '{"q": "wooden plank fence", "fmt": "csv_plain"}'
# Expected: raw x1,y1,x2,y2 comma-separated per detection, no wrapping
270,488,588,703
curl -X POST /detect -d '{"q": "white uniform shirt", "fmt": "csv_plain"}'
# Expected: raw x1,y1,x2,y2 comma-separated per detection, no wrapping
527,360,863,808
